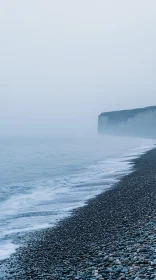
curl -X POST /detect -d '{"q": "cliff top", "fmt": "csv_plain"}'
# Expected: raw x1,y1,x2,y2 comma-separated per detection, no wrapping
99,106,156,122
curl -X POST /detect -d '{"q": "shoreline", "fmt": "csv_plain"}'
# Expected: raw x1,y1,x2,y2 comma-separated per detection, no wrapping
1,148,156,279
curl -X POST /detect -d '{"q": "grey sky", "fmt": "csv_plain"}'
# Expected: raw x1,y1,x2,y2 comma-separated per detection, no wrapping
0,1,156,136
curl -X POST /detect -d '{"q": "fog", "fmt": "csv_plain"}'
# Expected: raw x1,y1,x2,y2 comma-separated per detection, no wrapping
0,1,156,137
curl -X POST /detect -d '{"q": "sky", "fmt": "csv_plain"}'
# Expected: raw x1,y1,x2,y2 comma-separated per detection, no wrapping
0,0,156,136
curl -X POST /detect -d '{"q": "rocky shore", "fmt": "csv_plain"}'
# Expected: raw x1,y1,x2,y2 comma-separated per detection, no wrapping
1,148,156,279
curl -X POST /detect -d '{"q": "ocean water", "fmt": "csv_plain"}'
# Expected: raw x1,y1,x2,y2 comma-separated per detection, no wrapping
0,135,155,261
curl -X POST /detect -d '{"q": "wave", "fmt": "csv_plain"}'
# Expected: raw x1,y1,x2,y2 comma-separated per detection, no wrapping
0,138,155,261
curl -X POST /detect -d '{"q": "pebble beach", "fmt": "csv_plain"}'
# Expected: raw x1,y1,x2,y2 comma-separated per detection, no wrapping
1,148,156,279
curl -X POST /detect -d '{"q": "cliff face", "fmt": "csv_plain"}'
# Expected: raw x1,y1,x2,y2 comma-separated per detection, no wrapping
98,106,156,138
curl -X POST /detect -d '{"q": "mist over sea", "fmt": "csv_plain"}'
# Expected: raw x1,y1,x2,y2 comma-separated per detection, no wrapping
0,135,155,261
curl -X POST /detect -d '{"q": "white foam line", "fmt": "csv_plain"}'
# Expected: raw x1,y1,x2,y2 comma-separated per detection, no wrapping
0,241,19,261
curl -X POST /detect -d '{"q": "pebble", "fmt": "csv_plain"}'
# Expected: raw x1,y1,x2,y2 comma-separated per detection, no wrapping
63,220,156,280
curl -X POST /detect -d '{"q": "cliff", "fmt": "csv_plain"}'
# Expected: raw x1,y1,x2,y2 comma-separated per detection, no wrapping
98,106,156,138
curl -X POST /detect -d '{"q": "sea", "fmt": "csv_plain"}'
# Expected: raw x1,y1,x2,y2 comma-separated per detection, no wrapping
0,135,155,261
